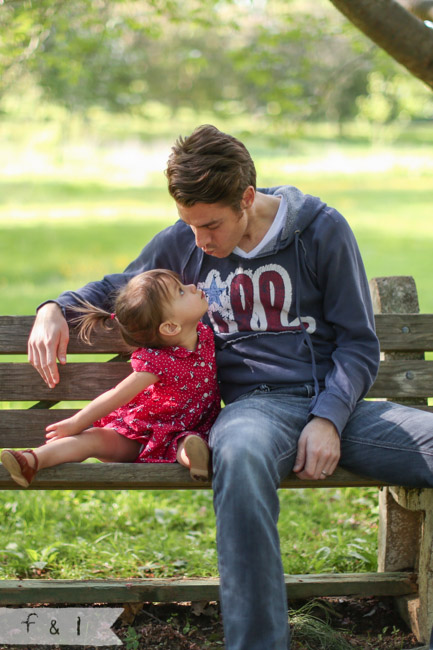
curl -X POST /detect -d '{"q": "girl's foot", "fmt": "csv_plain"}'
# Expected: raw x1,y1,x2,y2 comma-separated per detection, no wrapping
1,449,39,488
183,435,211,482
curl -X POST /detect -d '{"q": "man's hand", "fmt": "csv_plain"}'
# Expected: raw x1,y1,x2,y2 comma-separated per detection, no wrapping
293,416,340,480
28,302,70,388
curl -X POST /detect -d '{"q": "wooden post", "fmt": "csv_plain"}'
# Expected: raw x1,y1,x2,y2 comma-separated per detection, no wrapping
369,276,432,643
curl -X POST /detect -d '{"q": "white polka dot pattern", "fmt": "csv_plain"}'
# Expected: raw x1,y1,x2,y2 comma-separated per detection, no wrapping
94,322,221,463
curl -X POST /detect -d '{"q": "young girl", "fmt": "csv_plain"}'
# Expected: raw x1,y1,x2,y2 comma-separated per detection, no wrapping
1,269,221,487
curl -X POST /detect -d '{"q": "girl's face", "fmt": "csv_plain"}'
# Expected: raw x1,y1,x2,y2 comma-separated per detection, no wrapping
164,280,209,326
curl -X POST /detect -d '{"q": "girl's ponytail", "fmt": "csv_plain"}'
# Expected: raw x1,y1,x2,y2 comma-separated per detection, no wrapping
68,269,182,349
70,300,116,345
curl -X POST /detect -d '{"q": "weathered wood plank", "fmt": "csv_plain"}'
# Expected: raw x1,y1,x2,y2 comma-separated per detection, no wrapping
0,410,78,446
0,316,130,355
0,572,416,605
0,463,390,490
1,405,432,448
3,314,433,355
0,363,131,401
374,314,433,351
3,359,433,402
368,360,433,398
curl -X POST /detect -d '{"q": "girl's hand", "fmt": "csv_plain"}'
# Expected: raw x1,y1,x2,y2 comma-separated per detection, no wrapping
45,418,81,442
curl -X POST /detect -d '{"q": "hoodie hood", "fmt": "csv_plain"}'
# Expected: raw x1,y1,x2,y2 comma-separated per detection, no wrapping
251,186,326,257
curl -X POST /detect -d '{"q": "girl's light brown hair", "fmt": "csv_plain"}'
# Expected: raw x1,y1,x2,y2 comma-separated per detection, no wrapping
165,124,256,211
72,269,182,349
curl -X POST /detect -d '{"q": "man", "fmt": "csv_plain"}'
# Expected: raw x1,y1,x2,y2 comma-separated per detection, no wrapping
28,125,433,650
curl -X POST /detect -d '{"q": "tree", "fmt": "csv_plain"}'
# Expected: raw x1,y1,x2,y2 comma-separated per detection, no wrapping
0,0,221,109
1,0,375,120
1,0,431,123
328,0,433,90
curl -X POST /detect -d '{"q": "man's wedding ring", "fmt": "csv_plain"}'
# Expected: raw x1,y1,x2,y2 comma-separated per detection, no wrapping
321,470,329,477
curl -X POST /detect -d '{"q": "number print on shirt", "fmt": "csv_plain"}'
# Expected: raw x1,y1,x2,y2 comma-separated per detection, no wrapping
199,264,316,335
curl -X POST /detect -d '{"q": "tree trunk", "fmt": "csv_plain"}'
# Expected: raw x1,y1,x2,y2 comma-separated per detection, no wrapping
400,0,433,21
328,0,433,90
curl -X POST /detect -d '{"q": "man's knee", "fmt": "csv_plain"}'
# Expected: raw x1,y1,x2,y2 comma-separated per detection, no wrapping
211,425,281,494
209,396,302,486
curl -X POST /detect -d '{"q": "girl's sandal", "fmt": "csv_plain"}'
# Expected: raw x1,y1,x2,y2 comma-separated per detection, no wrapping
1,449,39,488
183,435,211,482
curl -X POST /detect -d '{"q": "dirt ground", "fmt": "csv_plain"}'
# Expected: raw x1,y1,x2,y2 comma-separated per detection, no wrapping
112,597,425,650
0,597,425,650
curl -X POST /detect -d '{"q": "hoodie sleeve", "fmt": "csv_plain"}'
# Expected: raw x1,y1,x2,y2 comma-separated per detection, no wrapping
40,221,196,319
307,208,380,435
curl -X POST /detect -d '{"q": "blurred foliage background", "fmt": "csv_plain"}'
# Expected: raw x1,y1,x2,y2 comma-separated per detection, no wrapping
1,0,432,130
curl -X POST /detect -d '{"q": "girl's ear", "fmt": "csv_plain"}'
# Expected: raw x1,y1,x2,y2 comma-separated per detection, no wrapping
159,321,181,338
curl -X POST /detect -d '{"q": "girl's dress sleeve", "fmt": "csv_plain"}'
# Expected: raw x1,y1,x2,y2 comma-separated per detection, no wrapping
130,348,164,377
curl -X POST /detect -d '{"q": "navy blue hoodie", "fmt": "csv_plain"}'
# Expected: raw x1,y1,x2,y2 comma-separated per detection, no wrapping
54,186,380,435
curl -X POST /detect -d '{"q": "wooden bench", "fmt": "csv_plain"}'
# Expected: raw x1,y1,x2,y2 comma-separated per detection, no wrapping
1,275,433,643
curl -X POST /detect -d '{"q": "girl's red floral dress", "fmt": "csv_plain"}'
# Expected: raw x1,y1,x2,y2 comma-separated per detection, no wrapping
93,322,221,462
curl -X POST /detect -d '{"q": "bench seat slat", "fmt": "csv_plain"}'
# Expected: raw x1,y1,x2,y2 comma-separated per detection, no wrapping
0,463,392,490
0,572,417,605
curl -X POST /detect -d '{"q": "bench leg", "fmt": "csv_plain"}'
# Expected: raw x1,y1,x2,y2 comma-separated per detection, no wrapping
378,486,433,643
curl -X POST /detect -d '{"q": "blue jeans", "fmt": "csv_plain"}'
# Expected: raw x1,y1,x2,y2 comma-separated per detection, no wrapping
208,386,433,650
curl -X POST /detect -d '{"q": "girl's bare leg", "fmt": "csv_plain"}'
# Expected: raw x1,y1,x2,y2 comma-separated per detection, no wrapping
22,428,142,470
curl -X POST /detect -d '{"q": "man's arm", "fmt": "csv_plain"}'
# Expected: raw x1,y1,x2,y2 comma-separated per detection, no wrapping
307,208,380,434
27,220,197,387
293,208,380,479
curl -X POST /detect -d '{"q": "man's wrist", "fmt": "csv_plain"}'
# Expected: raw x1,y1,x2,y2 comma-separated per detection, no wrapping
36,301,65,318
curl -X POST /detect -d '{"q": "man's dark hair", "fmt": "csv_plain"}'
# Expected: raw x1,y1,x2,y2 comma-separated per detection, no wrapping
165,124,256,211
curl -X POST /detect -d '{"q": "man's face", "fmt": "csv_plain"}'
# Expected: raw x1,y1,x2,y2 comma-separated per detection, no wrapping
177,202,248,258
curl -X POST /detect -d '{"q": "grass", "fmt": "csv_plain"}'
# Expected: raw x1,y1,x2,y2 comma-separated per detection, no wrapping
290,600,353,650
0,118,432,581
2,133,433,312
0,218,165,313
0,487,379,580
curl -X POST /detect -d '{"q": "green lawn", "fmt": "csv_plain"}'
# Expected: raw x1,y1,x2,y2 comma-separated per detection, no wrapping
1,125,432,580
0,487,379,580
2,133,432,312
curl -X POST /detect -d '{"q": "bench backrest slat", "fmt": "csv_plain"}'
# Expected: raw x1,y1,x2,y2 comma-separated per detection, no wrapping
0,362,131,401
368,360,433,399
1,404,432,448
0,316,131,354
2,359,433,402
374,314,433,350
0,410,78,446
3,314,433,355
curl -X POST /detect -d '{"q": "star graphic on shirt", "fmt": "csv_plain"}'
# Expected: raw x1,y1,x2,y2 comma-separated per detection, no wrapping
203,277,226,307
